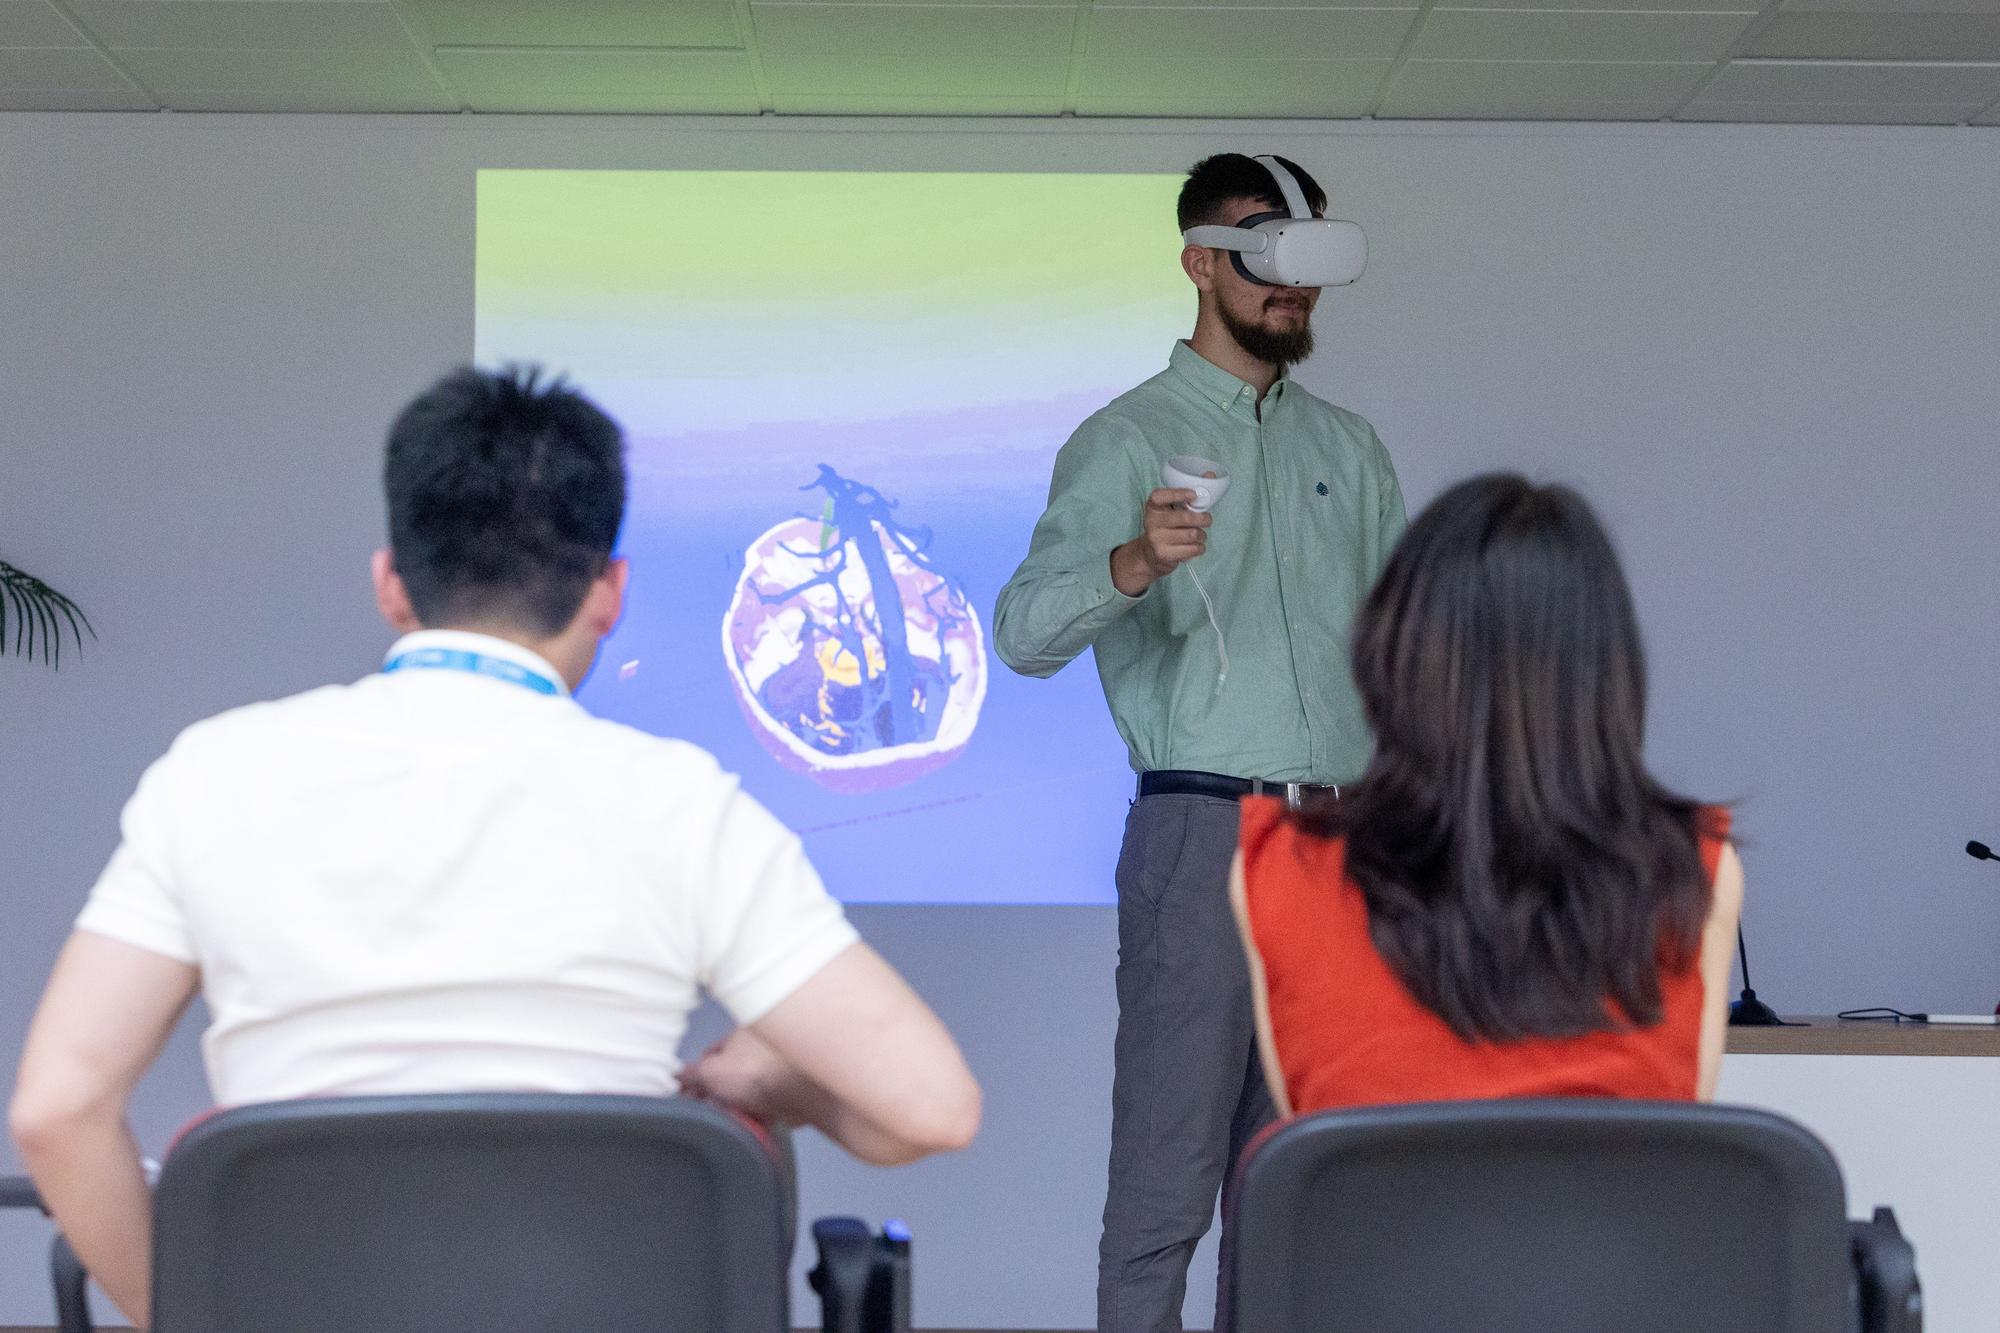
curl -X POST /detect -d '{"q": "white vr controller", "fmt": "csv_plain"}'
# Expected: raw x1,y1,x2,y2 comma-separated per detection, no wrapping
1180,155,1366,290
1162,455,1231,513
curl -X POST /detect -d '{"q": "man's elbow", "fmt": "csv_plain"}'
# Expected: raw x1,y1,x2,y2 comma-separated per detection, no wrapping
872,1076,983,1165
9,1075,119,1161
921,1076,982,1154
10,1086,78,1162
992,634,1065,681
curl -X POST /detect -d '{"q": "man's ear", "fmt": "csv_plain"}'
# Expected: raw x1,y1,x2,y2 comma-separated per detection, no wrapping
582,556,629,637
372,550,424,633
1181,243,1220,295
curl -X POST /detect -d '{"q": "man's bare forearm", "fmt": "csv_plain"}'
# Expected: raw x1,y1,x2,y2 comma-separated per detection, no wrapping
15,1111,154,1327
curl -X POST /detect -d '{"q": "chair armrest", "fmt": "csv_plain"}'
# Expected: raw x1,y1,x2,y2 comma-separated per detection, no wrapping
0,1175,47,1212
1849,1207,1922,1333
808,1216,912,1333
810,1217,872,1333
2,1180,93,1333
51,1235,94,1333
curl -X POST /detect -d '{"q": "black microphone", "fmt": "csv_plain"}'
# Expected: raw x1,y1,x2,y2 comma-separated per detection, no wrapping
1969,840,1998,864
1728,925,1784,1026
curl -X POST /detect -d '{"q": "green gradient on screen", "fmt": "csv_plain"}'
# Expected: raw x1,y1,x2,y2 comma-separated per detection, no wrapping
475,170,1188,440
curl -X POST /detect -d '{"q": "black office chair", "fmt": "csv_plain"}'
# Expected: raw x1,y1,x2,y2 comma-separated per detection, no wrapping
3,1093,909,1333
1223,1099,1921,1333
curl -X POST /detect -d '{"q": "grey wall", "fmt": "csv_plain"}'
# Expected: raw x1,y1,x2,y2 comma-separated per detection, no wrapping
1,113,1996,1329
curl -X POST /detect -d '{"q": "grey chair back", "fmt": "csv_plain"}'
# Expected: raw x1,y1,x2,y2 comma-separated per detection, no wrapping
1226,1099,1856,1333
150,1093,791,1333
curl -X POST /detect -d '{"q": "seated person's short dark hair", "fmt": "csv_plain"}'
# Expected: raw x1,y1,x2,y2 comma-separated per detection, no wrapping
1177,153,1328,233
384,365,625,637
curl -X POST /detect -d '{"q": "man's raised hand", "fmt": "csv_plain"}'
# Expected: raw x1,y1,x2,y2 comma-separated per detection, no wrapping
1111,488,1212,597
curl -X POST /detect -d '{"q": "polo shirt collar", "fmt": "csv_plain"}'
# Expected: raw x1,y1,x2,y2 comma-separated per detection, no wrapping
1168,339,1291,412
382,629,572,698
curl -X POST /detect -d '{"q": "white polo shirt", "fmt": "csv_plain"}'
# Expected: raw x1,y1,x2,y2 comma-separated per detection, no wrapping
76,630,858,1107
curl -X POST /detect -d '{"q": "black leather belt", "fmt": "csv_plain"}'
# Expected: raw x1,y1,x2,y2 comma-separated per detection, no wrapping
1137,769,1341,806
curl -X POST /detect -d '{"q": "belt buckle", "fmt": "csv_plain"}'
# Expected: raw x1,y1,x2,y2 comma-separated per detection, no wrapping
1251,778,1307,810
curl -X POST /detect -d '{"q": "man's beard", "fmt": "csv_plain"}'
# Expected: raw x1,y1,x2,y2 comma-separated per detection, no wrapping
1221,297,1315,368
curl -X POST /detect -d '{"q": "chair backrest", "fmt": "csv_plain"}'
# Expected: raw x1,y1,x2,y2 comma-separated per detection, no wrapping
150,1093,790,1333
1226,1099,1852,1333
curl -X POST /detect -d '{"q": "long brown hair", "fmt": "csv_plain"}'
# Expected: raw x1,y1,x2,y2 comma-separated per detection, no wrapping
1296,474,1715,1043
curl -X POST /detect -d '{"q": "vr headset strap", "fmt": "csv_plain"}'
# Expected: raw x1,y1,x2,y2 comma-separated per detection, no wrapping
1181,224,1270,254
1253,155,1314,219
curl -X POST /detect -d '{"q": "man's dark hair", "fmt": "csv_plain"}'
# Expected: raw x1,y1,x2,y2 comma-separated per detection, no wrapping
383,364,625,637
1293,474,1716,1044
1177,153,1327,232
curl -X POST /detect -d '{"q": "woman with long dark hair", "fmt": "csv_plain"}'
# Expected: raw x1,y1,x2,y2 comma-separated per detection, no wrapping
1232,474,1742,1115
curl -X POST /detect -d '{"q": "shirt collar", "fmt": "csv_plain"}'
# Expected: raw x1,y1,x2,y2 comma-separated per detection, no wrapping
382,629,572,698
1168,340,1290,412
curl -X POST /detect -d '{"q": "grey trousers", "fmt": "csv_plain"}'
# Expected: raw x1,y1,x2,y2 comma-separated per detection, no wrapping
1098,794,1277,1333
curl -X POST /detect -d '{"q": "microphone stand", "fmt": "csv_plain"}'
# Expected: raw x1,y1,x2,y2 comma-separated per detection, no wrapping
1728,926,1785,1026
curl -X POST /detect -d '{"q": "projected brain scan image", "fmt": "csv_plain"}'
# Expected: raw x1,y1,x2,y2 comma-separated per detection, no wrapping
724,466,987,794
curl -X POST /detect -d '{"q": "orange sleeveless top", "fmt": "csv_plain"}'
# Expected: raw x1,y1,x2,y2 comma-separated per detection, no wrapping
1239,797,1729,1115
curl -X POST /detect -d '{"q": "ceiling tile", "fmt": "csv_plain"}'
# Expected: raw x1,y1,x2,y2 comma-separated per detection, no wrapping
770,90,1064,112
114,45,454,108
1076,56,1387,113
1093,0,1419,7
1783,0,2000,14
1090,5,1417,60
1430,0,1761,9
761,52,1070,95
0,1,83,46
403,0,740,49
1381,57,1710,115
1677,95,1982,117
0,83,155,106
1681,56,2000,116
751,3,1076,57
65,0,414,50
434,45,760,112
1413,9,1757,61
0,43,134,87
1742,13,2000,59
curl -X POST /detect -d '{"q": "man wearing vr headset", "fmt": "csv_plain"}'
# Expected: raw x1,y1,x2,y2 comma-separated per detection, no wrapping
995,153,1406,1333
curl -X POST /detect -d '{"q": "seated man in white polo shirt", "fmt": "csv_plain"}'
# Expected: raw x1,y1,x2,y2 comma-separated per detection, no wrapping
9,365,981,1328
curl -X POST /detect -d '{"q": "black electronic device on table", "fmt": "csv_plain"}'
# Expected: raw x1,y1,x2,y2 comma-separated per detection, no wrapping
1728,924,1788,1027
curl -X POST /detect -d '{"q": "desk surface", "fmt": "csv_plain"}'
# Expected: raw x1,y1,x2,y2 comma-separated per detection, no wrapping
1727,1015,2000,1056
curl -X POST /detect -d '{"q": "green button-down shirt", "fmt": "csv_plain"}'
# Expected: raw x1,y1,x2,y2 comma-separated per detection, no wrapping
994,341,1407,784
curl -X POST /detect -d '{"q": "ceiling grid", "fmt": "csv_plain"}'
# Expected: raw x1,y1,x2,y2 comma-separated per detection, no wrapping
1,0,1996,123
1662,0,1797,119
27,0,160,108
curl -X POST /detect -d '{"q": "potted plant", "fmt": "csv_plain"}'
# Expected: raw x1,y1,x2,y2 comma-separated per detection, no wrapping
1,561,93,666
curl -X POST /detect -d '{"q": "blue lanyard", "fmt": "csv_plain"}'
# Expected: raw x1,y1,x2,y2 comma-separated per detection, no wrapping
383,647,561,696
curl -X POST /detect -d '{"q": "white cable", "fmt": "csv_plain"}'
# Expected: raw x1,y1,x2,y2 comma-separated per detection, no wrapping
1185,564,1228,692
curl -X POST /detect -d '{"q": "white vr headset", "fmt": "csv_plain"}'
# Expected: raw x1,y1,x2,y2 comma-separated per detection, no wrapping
1180,155,1366,289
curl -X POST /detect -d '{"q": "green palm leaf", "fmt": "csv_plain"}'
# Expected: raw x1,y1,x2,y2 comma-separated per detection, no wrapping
0,561,95,668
